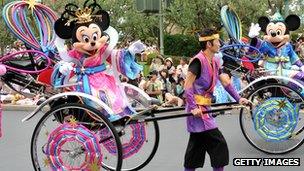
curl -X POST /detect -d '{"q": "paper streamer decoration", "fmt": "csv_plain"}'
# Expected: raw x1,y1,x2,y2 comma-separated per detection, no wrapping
253,97,298,142
45,122,102,170
2,0,58,57
221,5,242,42
100,123,146,159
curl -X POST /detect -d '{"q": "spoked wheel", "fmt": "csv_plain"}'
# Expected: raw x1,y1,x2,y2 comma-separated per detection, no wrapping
31,103,123,170
98,83,160,171
101,116,160,171
240,83,304,154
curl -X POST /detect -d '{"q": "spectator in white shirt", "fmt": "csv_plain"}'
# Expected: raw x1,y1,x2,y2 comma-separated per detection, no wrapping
176,57,188,79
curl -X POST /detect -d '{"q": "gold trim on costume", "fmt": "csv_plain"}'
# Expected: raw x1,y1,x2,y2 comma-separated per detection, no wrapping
194,94,212,106
199,34,220,42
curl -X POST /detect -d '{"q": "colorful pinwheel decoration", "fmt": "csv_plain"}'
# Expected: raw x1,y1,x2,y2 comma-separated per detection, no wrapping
253,97,299,142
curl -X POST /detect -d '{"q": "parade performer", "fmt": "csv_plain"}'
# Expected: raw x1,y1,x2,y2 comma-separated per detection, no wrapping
53,1,144,121
183,28,248,171
248,11,304,80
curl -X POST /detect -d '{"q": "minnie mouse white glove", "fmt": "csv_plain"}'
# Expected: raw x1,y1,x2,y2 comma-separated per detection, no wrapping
128,40,147,56
248,23,261,38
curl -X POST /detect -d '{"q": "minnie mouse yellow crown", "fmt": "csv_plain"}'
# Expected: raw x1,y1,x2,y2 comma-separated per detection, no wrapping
75,7,93,23
66,7,97,25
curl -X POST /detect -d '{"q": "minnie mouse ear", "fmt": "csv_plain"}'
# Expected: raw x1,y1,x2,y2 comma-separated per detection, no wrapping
54,18,75,39
285,15,300,31
258,16,270,32
95,10,110,31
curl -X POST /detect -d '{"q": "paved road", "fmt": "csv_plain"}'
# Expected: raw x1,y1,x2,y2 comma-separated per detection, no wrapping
0,109,303,171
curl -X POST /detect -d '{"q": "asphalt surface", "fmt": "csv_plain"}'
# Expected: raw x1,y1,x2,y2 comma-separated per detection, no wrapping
0,108,303,171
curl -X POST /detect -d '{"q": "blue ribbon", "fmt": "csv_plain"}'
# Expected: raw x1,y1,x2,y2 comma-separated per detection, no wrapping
74,64,107,95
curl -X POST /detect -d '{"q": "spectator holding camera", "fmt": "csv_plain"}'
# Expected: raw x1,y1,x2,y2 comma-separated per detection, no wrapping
144,70,163,103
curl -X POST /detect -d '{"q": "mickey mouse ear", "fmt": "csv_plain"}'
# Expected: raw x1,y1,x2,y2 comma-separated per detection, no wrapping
285,15,300,31
54,18,75,39
95,10,110,31
258,16,270,32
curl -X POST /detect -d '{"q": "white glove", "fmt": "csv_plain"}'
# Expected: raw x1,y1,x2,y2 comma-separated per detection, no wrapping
291,65,300,71
301,66,304,72
128,40,147,56
59,61,73,76
248,23,261,38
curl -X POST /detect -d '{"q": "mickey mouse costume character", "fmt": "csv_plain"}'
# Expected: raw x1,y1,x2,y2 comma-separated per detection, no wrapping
53,0,144,121
248,11,304,80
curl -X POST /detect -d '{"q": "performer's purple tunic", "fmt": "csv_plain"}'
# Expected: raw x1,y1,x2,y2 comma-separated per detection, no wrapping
186,52,220,133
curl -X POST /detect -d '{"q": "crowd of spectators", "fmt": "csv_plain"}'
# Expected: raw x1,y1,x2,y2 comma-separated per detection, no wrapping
123,55,188,107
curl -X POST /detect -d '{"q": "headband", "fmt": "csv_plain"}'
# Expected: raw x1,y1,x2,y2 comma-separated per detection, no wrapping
199,34,220,42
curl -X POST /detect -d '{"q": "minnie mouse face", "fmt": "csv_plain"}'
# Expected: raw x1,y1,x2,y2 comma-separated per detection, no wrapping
258,14,300,48
72,22,108,56
54,2,110,56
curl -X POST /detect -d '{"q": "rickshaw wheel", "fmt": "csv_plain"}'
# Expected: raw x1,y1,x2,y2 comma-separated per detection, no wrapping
30,103,123,170
240,83,304,154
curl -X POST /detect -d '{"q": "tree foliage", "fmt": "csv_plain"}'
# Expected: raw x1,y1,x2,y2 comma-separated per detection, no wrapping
0,2,15,55
164,34,200,57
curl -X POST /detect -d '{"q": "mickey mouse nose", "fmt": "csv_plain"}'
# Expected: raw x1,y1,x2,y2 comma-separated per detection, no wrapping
271,32,277,37
90,42,96,46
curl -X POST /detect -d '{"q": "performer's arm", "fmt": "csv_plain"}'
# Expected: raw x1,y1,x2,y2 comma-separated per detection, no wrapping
219,73,241,102
184,71,199,113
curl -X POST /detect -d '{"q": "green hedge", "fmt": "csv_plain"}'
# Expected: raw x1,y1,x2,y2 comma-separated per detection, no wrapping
164,34,201,57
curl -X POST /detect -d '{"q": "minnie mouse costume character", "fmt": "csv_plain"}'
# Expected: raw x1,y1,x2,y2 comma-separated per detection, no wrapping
53,0,144,121
249,11,304,80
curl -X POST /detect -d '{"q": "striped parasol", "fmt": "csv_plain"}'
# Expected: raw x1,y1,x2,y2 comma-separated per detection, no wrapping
253,97,298,142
